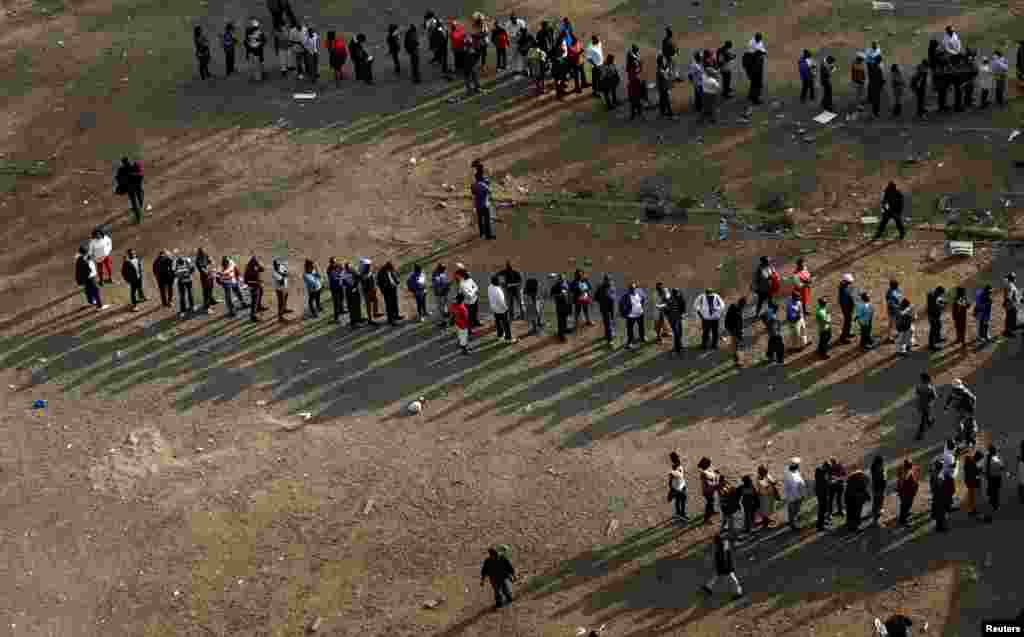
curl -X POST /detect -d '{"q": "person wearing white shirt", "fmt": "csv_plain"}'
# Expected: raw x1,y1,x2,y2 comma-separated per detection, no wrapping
459,270,481,328
943,26,961,56
304,28,321,81
585,35,604,97
782,458,807,530
76,245,108,309
622,282,646,349
694,288,725,350
488,275,516,343
88,229,114,285
748,32,766,54
668,452,688,520
506,13,527,73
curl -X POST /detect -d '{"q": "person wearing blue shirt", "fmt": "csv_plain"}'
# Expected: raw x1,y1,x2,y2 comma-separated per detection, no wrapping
854,292,875,350
471,160,495,240
798,49,815,103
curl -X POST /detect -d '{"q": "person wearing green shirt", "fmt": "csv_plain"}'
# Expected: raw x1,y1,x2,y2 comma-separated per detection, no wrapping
816,298,832,359
854,292,875,350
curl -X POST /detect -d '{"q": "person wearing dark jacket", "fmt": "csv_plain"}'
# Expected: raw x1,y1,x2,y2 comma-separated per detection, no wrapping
827,458,846,516
838,274,855,344
194,26,212,80
716,41,735,99
874,181,905,240
500,261,524,321
867,57,884,117
550,274,572,342
243,256,266,322
595,275,617,345
342,262,363,327
869,456,886,525
820,55,836,111
387,24,401,75
195,248,218,311
762,301,785,364
471,161,495,240
752,256,775,317
153,250,175,307
350,34,374,84
122,249,145,310
405,25,421,83
115,157,145,223
844,469,869,531
480,548,516,610
377,261,403,325
666,288,686,355
701,534,743,599
927,286,947,350
661,28,678,77
723,297,746,366
815,462,832,531
524,276,542,335
896,459,919,525
326,257,346,322
569,269,593,328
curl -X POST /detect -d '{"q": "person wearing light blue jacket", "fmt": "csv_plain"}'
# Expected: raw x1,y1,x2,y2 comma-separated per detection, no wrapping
303,259,323,319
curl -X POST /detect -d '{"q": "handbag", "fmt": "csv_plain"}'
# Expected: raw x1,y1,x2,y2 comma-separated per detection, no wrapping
579,292,592,305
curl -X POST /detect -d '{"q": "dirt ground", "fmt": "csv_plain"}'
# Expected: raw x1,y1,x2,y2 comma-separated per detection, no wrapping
2,0,1023,636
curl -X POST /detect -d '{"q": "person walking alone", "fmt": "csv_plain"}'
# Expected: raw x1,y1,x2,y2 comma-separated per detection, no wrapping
874,182,906,240
480,548,516,610
820,55,836,112
326,257,346,323
471,160,495,240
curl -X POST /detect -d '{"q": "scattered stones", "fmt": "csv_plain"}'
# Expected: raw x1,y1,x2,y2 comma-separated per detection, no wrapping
306,616,322,633
436,201,448,209
605,519,620,536
422,598,444,609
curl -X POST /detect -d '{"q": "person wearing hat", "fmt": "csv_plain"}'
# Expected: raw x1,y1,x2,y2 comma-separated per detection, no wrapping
815,298,832,359
782,458,806,531
694,287,724,350
838,274,855,345
1003,273,1019,336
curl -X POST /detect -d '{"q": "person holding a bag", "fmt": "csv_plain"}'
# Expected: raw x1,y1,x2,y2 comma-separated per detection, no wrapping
570,269,594,328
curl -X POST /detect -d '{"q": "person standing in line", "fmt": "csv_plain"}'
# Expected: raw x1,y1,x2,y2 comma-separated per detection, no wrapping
910,59,929,119
838,274,855,345
762,301,785,365
820,54,836,112
932,459,954,533
874,181,906,241
784,290,807,350
793,258,813,317
755,465,778,529
342,262,363,328
585,35,604,97
378,261,403,326
827,458,846,518
656,54,674,118
406,264,428,322
963,450,982,519
885,279,904,343
459,269,481,329
716,40,735,99
890,63,905,116
357,259,380,324
570,269,594,328
927,286,947,350
76,245,105,309
121,249,145,311
723,297,746,367
668,452,688,521
915,372,938,440
195,248,218,312
815,298,832,359
271,258,290,321
326,31,348,83
701,63,722,124
480,548,516,610
350,33,374,84
688,51,704,113
844,468,870,531
991,49,1008,106
745,32,766,104
984,444,1005,515
550,273,572,342
661,27,678,79
974,284,993,345
450,292,471,354
850,53,867,110
751,256,775,317
244,18,267,81
782,458,806,531
866,55,885,118
739,475,759,534
153,250,175,308
595,274,617,347
431,263,451,326
701,535,744,600
869,456,886,526
115,157,145,223
895,297,914,356
599,54,620,109
303,259,323,319
718,478,741,538
896,459,919,526
653,283,670,343
1003,273,1019,336
798,49,815,103
217,257,237,317
698,457,719,525
1016,440,1024,505
223,22,238,76
815,461,833,532
620,282,647,350
174,255,196,318
195,26,213,79
488,275,516,344
471,160,495,240
524,275,543,336
404,24,421,83
627,64,645,121
89,229,113,285
326,258,345,323
305,27,321,82
666,288,686,357
492,22,509,72
387,24,402,75
854,292,875,350
499,261,524,321
952,286,970,346
695,287,724,350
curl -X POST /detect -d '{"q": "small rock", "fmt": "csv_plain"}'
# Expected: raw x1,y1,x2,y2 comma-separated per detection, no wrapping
124,432,139,446
863,25,872,31
436,201,448,209
407,398,424,415
255,400,268,407
605,519,619,536
824,407,834,414
409,157,417,165
307,616,322,633
422,598,444,609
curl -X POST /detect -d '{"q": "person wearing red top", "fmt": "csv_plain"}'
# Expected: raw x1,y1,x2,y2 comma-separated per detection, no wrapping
326,31,348,83
493,23,510,71
567,37,585,92
449,292,472,354
628,73,644,120
793,258,812,317
450,20,466,72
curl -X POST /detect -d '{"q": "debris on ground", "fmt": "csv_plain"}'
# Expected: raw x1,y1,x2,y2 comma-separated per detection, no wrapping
605,519,619,536
407,397,425,415
422,598,444,609
363,499,375,515
306,616,322,633
32,399,47,409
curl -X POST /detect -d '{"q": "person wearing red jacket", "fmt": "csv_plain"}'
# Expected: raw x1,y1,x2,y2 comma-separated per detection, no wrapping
493,23,510,71
449,292,472,354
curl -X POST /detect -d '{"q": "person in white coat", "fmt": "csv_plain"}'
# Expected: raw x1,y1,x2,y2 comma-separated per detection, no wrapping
89,229,113,285
694,288,725,350
782,458,807,530
488,275,516,343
